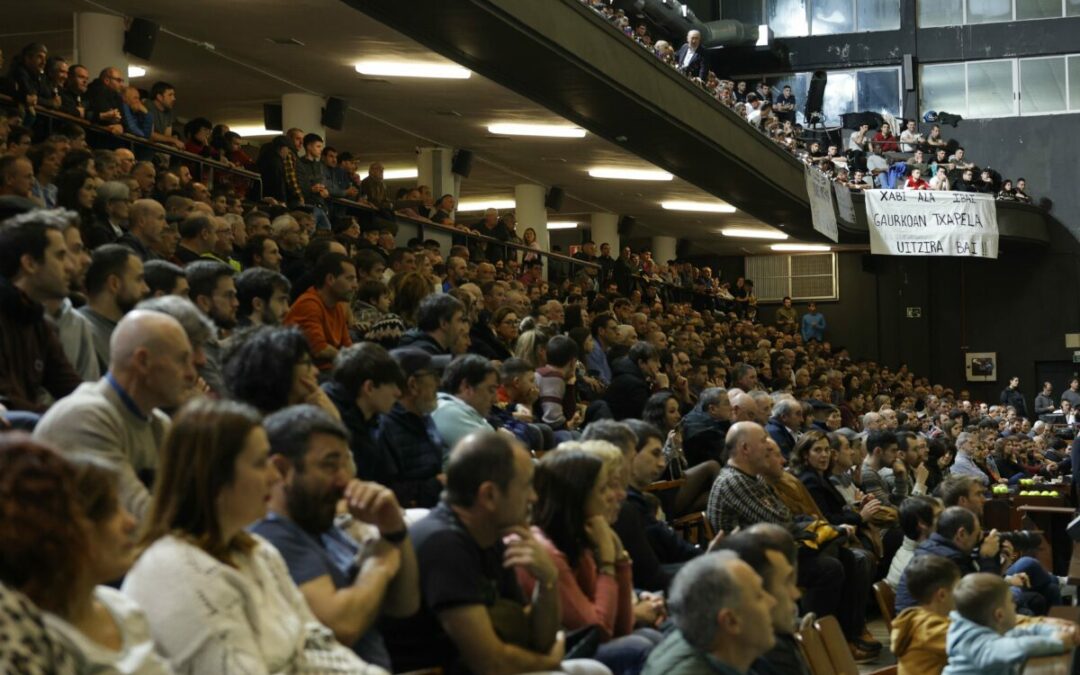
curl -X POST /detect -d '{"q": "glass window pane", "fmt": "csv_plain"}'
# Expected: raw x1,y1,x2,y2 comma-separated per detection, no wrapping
812,0,855,34
822,72,856,125
1015,0,1062,18
1020,58,1066,114
921,64,967,117
919,0,964,26
1069,0,1080,15
967,61,1015,117
857,69,901,116
1069,56,1080,109
768,0,809,36
967,0,1013,23
723,0,765,23
858,0,902,30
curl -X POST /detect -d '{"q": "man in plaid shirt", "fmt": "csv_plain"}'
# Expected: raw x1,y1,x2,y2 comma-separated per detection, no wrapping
707,422,791,534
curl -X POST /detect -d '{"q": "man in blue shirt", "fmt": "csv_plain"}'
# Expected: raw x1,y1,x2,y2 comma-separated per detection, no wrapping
251,405,420,670
586,311,617,386
800,301,826,343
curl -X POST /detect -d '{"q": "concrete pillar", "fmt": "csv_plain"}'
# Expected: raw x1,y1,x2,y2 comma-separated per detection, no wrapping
282,93,325,141
652,235,678,265
590,212,619,252
418,147,457,254
73,13,127,82
516,183,548,275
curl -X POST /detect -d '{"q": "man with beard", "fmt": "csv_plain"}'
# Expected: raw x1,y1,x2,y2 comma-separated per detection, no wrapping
235,267,291,328
284,252,357,372
43,218,99,382
374,348,447,507
80,244,149,373
185,260,237,396
252,404,420,671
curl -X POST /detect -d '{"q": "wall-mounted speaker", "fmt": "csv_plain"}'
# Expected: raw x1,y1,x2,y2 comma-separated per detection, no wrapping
804,70,828,123
617,215,635,236
322,97,346,131
903,54,914,91
263,103,283,132
451,149,473,177
124,18,159,61
545,186,564,211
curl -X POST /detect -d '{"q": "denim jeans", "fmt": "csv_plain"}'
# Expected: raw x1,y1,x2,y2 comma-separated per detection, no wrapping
594,628,663,675
1008,555,1061,615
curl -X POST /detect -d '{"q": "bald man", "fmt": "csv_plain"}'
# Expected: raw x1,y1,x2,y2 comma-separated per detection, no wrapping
119,199,166,262
729,390,758,422
114,147,136,177
35,310,197,520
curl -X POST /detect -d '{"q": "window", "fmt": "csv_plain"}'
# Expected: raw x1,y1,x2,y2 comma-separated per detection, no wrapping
1020,57,1067,115
921,0,1077,24
967,60,1014,117
745,253,838,302
921,55,1080,119
736,0,899,35
919,0,964,26
746,66,901,126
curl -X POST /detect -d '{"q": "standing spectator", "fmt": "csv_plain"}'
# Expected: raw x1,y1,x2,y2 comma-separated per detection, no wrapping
674,30,708,81
1034,381,1055,418
148,81,185,149
60,63,89,118
360,163,392,209
1000,376,1028,419
84,67,125,133
774,296,797,334
284,252,357,371
800,301,826,343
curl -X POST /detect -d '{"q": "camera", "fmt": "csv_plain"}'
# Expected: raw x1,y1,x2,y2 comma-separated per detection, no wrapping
997,530,1042,551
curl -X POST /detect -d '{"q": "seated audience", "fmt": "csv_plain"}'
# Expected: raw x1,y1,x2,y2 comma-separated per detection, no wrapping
122,399,382,673
253,405,420,670
432,354,499,449
284,252,357,372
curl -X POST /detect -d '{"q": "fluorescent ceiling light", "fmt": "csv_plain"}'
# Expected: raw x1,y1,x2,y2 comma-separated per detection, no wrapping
128,65,147,78
456,199,515,212
720,228,788,240
230,125,277,138
357,168,418,181
547,221,579,229
588,167,673,181
354,60,471,79
488,123,586,138
662,200,737,213
771,243,831,252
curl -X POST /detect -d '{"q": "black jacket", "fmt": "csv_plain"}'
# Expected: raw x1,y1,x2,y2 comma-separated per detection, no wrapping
604,357,651,420
613,488,700,592
375,402,446,508
84,79,123,124
681,407,730,467
1000,387,1028,418
895,532,1001,612
323,380,385,482
798,468,861,527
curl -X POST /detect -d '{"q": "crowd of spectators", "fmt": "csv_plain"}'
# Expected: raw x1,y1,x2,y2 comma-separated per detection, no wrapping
2,32,1080,675
579,0,1037,206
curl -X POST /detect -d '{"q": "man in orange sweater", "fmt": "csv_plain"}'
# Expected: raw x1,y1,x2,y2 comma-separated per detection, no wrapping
285,251,357,371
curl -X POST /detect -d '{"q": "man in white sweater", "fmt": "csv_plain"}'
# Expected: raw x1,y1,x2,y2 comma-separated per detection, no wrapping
34,309,197,520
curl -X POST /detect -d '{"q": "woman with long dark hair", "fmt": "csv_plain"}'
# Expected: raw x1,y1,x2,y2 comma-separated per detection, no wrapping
793,430,879,528
522,447,658,675
123,400,382,673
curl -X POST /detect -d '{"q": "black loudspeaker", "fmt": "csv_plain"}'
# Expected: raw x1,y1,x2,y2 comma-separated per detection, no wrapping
861,254,879,274
545,186,564,211
804,70,827,123
617,215,635,236
263,103,283,132
123,18,159,61
840,111,885,131
452,149,473,177
322,97,346,131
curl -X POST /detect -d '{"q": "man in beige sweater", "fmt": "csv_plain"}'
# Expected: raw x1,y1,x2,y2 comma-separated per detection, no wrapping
34,309,197,520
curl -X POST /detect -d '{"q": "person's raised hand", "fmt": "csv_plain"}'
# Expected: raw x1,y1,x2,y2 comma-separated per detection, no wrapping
343,479,405,535
502,525,558,585
979,529,1001,558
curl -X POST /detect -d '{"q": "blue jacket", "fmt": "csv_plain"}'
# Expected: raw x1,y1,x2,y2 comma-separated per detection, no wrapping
943,610,1063,675
896,533,1001,612
375,402,446,508
765,417,796,459
800,312,826,343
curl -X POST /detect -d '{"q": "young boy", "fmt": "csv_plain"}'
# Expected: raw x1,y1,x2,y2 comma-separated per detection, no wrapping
892,554,961,675
943,573,1079,674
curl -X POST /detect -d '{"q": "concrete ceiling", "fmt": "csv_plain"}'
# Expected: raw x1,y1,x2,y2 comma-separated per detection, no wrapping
1,0,818,255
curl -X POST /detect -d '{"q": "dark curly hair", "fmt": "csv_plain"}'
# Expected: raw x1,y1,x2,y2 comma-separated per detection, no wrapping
222,325,311,413
0,433,88,614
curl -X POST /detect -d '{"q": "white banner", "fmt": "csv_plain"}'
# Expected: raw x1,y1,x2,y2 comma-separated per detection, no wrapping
834,183,857,224
864,190,999,258
805,167,838,242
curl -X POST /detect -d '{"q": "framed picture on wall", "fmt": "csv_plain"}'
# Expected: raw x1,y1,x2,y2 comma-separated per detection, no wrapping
965,352,998,382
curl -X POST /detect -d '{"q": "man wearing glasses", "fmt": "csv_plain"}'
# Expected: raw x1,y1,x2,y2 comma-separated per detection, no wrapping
85,67,125,134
